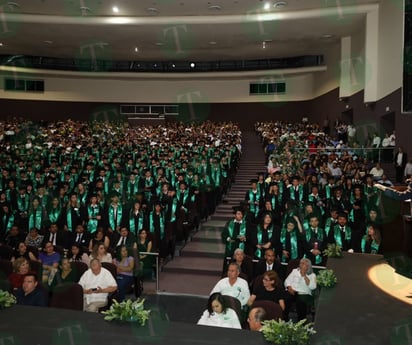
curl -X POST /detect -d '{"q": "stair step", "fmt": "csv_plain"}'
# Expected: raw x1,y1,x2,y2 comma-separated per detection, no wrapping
180,241,225,258
192,228,223,243
162,257,223,275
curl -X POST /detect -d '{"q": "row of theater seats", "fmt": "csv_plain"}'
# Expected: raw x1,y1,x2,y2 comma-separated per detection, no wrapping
0,259,122,311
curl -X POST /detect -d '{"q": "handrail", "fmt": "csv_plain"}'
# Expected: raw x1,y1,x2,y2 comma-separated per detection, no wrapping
140,251,160,292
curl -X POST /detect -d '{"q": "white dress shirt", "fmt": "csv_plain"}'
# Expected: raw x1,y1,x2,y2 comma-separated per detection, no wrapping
284,268,317,295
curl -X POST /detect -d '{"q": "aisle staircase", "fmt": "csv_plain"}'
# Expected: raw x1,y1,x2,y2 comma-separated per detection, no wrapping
154,130,267,296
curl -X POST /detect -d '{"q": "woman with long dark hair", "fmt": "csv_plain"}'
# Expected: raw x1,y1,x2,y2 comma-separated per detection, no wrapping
197,292,241,329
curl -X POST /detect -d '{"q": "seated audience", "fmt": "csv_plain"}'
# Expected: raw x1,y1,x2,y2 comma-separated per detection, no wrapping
231,248,253,283
12,242,38,262
361,224,382,254
89,243,112,265
25,227,44,250
254,248,283,279
39,241,61,284
48,258,77,290
210,262,250,307
284,258,317,321
88,227,110,252
138,229,154,279
112,246,135,301
247,307,267,331
68,243,90,264
15,273,48,307
247,270,286,311
197,292,241,329
78,258,118,312
8,257,30,290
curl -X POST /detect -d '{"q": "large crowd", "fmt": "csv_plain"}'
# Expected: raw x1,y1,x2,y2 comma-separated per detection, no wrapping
0,118,241,309
221,120,397,271
1,117,410,328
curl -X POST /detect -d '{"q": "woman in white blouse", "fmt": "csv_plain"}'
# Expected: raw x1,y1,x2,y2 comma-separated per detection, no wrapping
197,293,241,329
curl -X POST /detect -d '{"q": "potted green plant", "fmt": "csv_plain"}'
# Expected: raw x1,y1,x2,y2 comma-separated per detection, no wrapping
102,298,150,325
323,243,342,258
316,269,337,288
261,319,316,345
0,290,17,309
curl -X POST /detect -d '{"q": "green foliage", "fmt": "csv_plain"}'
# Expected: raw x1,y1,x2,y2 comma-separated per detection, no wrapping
262,319,316,345
323,243,342,258
102,298,151,325
316,269,338,288
0,290,17,308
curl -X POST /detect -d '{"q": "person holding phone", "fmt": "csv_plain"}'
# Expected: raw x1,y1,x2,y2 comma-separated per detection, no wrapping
78,258,117,312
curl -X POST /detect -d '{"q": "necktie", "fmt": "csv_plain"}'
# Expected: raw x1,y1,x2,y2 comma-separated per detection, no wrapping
76,234,81,243
122,237,126,246
50,233,55,244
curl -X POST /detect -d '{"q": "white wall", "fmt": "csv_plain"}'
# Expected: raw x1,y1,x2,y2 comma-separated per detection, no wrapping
377,0,403,99
0,66,324,104
313,43,341,98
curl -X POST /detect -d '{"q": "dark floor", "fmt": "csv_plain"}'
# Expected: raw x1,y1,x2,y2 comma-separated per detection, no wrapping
312,253,412,345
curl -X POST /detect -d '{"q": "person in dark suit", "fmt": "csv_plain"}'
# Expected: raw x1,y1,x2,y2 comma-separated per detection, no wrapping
111,226,137,253
394,147,407,183
254,248,283,280
42,222,68,249
70,224,90,249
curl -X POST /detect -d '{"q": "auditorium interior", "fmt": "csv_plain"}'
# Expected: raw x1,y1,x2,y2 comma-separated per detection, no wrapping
1,1,412,345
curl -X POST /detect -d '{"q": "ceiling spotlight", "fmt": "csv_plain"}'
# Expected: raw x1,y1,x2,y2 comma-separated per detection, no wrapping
112,6,119,13
264,2,271,10
209,41,217,45
208,5,221,11
190,62,195,68
172,63,176,68
0,43,3,47
155,42,164,46
134,47,139,52
262,41,266,49
321,34,333,39
44,40,53,45
273,1,287,9
146,7,159,14
7,2,20,9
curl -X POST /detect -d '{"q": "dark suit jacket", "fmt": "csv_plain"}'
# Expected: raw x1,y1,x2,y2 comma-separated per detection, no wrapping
42,230,69,249
70,232,90,248
254,258,283,279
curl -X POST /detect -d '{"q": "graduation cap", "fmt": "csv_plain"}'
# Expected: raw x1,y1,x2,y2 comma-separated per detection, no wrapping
257,172,266,178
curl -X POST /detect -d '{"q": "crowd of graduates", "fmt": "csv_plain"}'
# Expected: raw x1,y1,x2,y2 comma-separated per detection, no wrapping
0,118,241,265
222,120,387,282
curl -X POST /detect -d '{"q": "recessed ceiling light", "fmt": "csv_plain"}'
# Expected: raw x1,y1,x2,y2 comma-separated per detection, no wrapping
7,2,20,9
321,34,333,39
147,7,159,14
209,5,221,11
264,2,271,10
0,43,3,47
155,42,164,46
190,62,195,68
209,41,217,45
44,40,53,45
112,6,119,13
273,1,287,9
134,47,139,52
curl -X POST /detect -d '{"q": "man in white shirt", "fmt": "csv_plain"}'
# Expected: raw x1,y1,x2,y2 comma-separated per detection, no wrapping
284,258,317,321
210,262,250,307
78,258,118,312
